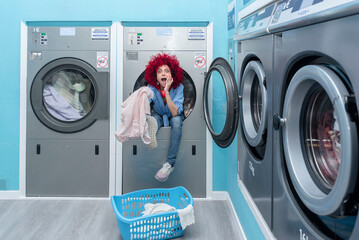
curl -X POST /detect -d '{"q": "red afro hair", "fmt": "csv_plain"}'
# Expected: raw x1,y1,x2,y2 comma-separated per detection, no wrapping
145,53,183,89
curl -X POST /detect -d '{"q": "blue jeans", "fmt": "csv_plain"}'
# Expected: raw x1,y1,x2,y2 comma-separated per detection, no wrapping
152,112,184,166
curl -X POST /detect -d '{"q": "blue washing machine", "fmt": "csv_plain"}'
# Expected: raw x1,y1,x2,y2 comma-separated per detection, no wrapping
271,1,359,239
26,24,111,197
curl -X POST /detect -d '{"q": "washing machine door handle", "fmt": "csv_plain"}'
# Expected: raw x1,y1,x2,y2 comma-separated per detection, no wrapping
90,71,109,119
345,95,358,121
273,113,286,131
31,75,44,111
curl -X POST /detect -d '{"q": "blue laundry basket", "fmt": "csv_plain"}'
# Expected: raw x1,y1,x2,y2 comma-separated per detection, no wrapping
111,186,194,240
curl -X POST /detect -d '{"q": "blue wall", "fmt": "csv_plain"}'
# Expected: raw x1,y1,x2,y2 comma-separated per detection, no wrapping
0,0,228,191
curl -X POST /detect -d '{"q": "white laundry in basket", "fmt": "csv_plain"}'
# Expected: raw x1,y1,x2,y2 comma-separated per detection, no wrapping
142,203,176,215
142,203,195,230
177,204,195,230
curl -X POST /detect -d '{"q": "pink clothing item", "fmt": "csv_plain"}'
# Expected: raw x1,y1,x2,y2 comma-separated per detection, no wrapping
115,87,154,144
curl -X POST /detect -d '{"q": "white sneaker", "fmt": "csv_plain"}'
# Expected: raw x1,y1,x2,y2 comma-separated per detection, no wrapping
155,162,174,182
146,116,158,150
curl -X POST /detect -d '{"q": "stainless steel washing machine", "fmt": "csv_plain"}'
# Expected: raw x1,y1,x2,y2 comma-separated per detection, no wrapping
122,24,208,197
26,25,111,197
270,1,359,239
234,2,276,229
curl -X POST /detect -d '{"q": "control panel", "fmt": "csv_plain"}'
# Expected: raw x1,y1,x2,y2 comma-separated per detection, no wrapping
234,3,276,40
269,0,357,30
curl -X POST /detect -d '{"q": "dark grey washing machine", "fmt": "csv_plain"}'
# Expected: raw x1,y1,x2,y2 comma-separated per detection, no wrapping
26,25,111,197
234,2,276,230
270,1,359,239
122,24,207,197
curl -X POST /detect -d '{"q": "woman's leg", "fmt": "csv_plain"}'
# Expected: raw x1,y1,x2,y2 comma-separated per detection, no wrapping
166,115,184,166
151,111,164,132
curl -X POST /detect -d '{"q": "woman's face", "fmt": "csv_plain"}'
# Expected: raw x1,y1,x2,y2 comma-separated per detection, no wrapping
156,65,172,90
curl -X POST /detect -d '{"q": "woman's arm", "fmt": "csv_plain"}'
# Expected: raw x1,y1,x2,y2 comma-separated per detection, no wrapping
164,90,178,117
164,78,178,117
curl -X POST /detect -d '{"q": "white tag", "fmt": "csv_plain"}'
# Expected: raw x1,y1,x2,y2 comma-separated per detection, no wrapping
60,28,75,36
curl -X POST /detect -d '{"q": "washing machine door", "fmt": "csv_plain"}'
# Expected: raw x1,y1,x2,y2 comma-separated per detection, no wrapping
31,58,108,133
240,60,267,148
203,57,239,148
282,65,358,216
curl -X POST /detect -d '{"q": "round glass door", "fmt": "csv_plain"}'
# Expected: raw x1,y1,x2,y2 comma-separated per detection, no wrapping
203,57,238,148
31,58,108,133
240,60,267,148
282,65,358,216
303,88,340,190
43,69,94,122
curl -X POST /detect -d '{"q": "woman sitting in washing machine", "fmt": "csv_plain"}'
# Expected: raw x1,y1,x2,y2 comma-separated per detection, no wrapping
145,53,184,182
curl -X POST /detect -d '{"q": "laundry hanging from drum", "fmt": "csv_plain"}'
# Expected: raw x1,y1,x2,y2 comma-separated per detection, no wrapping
115,86,154,144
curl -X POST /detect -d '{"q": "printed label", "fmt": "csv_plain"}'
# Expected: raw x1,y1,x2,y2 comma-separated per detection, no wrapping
194,52,206,68
97,52,109,68
92,28,109,40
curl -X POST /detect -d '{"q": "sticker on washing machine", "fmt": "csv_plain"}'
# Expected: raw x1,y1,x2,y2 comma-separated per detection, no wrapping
97,52,109,68
188,28,205,40
194,52,206,68
156,27,172,36
92,28,109,40
60,28,75,36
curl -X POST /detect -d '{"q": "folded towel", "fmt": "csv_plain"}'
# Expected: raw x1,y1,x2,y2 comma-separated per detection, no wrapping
177,204,195,230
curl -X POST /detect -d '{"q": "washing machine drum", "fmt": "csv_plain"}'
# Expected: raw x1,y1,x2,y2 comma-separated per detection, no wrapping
282,65,358,216
31,58,108,133
133,70,196,119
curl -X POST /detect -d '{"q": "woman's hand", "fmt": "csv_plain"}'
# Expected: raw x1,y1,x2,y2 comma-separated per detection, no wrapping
164,78,173,93
163,78,178,117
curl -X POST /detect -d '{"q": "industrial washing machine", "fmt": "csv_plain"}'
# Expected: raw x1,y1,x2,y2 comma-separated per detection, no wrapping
270,1,359,239
234,2,277,229
122,24,208,197
26,24,111,197
202,3,277,231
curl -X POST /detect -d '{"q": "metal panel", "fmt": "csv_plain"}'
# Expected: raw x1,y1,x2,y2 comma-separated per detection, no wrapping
26,139,109,197
122,140,206,198
28,26,110,51
123,27,207,51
